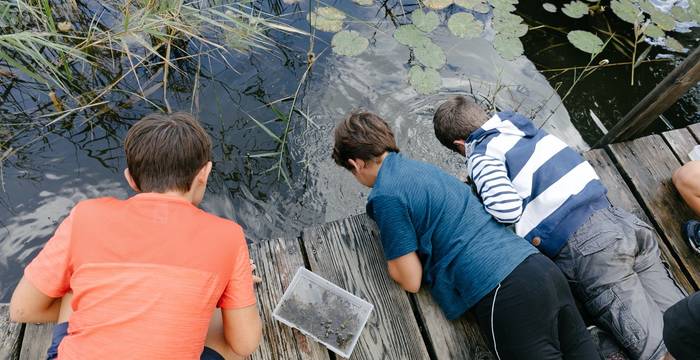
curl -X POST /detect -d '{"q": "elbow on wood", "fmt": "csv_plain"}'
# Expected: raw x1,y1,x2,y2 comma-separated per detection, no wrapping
403,282,420,294
8,302,26,323
227,318,262,357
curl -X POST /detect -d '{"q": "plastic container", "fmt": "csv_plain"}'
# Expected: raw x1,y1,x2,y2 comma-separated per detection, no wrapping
689,145,700,161
273,267,374,358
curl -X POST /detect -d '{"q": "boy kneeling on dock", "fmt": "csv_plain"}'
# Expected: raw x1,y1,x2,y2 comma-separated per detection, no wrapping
432,96,687,360
9,113,262,359
333,111,601,359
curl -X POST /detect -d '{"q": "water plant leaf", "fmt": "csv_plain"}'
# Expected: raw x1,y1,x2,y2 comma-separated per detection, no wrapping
352,0,373,5
409,66,441,94
493,35,523,60
414,40,446,68
454,0,491,13
671,6,692,22
393,24,430,47
639,0,657,14
610,0,641,24
542,3,557,13
412,10,440,33
642,23,665,38
665,36,686,52
650,10,676,31
331,30,369,56
490,0,517,12
424,0,453,10
447,12,483,38
567,30,604,54
493,17,528,37
562,1,589,18
307,7,346,32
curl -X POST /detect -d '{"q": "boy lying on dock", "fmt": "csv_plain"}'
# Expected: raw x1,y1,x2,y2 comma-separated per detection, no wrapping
432,96,687,360
9,113,261,359
332,111,601,360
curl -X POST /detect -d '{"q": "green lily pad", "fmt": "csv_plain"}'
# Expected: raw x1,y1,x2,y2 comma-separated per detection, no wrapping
542,3,557,13
650,10,676,31
493,17,528,37
307,7,346,32
562,1,589,18
409,66,441,94
567,30,604,54
610,0,641,24
670,6,692,22
352,0,373,5
424,0,453,10
493,35,523,60
394,24,430,47
490,0,517,12
331,30,369,56
413,10,440,33
639,0,657,14
643,23,665,38
665,36,686,52
454,0,491,13
447,12,484,38
414,40,446,69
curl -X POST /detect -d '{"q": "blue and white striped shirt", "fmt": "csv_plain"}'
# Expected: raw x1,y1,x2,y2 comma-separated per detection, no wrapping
466,111,609,257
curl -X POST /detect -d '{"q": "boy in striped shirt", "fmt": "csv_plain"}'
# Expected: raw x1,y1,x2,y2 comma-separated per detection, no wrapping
432,96,686,360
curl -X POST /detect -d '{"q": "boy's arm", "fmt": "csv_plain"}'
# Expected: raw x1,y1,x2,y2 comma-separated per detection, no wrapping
9,277,62,323
468,153,523,223
387,252,422,293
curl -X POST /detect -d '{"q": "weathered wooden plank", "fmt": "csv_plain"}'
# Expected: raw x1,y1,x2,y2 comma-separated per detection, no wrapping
662,128,697,164
18,323,53,360
413,291,493,360
0,304,22,360
302,215,431,359
584,149,695,292
685,123,700,144
249,237,329,360
608,135,700,289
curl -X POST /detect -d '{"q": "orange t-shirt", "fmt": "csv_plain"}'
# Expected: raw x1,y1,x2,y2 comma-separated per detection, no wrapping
24,193,256,359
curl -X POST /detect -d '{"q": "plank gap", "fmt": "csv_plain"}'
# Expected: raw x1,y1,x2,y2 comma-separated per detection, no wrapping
407,294,439,360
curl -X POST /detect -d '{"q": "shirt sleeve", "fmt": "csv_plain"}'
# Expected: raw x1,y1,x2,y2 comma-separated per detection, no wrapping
24,208,75,298
218,228,256,310
368,195,418,260
468,153,523,224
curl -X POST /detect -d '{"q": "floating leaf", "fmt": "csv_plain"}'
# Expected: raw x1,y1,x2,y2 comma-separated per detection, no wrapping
665,36,686,52
650,10,676,31
409,66,441,94
542,3,557,13
424,0,452,10
331,30,369,56
414,40,446,69
493,35,523,60
671,6,692,22
643,23,665,38
394,25,430,47
493,17,528,37
447,12,483,38
639,0,657,14
307,7,346,32
352,0,373,5
454,0,491,13
413,10,440,33
562,1,589,18
610,0,641,24
567,30,604,54
490,0,517,12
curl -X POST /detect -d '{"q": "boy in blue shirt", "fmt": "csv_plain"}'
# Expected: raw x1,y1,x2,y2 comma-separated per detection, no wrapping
332,111,600,360
432,96,687,360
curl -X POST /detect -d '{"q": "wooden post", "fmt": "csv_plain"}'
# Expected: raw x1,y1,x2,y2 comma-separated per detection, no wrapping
594,46,700,147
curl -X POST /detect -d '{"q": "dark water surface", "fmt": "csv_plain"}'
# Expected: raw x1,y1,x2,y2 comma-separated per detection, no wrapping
0,0,698,300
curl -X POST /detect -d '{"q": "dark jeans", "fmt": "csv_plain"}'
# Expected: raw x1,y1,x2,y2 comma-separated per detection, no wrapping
47,322,225,360
663,291,700,360
473,253,601,360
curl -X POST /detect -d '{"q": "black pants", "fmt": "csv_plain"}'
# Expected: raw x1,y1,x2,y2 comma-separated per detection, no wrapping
663,291,700,360
473,254,601,360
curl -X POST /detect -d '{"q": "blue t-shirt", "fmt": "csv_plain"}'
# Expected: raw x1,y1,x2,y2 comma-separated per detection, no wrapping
366,152,537,319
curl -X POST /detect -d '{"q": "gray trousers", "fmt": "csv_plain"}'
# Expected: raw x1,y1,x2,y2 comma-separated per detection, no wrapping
554,207,687,360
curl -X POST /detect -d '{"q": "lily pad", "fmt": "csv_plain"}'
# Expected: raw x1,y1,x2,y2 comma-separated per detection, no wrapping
394,25,430,47
567,30,604,54
454,0,491,13
643,23,665,38
424,0,453,10
447,12,483,38
671,6,692,22
650,10,676,31
493,35,523,60
493,17,528,37
409,66,441,94
352,0,373,5
665,36,686,52
414,40,446,69
639,0,657,14
331,30,369,56
490,0,517,12
413,10,440,33
542,3,557,13
307,7,346,32
562,1,589,18
610,0,641,24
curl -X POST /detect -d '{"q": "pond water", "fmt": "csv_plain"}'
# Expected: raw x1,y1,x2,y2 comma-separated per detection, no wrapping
0,0,698,301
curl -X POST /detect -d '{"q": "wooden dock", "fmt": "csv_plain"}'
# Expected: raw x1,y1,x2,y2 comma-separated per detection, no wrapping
3,125,700,360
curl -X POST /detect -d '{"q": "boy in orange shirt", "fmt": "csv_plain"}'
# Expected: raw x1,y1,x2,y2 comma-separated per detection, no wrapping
9,113,262,359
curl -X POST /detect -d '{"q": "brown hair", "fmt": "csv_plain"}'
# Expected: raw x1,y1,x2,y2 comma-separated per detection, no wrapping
332,111,399,170
433,96,490,152
124,112,212,193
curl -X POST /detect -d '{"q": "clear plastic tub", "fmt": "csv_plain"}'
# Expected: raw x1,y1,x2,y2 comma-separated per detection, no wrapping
272,267,374,358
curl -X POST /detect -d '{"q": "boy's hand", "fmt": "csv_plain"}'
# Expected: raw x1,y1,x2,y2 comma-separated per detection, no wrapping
250,259,262,284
